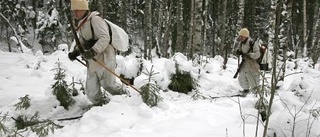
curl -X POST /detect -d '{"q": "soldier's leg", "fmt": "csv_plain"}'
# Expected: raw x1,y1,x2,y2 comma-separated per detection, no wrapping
238,71,250,90
247,72,261,93
99,69,127,95
86,71,108,105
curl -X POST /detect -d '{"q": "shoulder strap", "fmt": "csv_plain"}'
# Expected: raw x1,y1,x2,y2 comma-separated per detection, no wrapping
248,39,255,53
90,18,95,40
106,21,112,44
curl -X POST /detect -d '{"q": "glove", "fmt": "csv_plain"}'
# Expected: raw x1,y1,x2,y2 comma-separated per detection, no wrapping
236,50,243,55
68,50,80,61
82,48,96,60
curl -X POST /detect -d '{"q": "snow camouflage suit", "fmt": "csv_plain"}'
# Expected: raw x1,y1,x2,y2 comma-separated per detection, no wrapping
75,11,125,105
237,37,261,91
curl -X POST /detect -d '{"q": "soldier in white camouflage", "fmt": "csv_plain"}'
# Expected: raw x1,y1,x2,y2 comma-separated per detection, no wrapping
236,28,261,96
68,0,127,106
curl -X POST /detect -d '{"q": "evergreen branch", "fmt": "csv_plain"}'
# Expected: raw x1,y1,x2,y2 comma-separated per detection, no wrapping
12,112,63,137
14,95,31,110
0,112,9,135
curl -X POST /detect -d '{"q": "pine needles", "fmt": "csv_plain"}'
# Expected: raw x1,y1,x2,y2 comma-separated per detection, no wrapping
0,112,9,136
51,60,75,110
140,66,162,107
14,95,31,110
12,112,62,137
168,62,198,94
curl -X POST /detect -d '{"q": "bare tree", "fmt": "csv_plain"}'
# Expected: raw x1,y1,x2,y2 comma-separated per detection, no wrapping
279,0,292,81
263,0,282,136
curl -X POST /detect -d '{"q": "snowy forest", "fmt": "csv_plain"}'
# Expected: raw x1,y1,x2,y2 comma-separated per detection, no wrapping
0,0,319,61
1,0,320,137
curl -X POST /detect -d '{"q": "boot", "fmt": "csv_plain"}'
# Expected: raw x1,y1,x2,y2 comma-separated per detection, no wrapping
93,96,110,106
239,89,249,97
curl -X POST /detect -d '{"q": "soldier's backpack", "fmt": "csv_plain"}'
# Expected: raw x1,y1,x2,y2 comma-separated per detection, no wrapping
105,19,129,52
249,40,270,71
89,17,129,52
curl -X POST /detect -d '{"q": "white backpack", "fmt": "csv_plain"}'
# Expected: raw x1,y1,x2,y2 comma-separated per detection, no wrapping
105,19,129,52
89,17,129,52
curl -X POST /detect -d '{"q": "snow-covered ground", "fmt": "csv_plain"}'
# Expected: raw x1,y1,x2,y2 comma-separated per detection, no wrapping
0,49,320,137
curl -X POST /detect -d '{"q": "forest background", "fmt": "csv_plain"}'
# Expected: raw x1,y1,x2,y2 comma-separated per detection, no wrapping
0,0,320,80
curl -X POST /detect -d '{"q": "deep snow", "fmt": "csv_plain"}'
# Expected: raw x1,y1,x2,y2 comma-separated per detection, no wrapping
0,49,320,137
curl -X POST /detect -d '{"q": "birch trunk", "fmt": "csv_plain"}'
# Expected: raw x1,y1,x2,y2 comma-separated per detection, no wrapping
222,0,228,69
311,2,320,67
235,0,245,52
190,0,202,58
303,0,307,57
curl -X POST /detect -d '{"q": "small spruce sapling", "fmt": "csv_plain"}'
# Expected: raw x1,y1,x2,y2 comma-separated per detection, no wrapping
11,94,63,136
140,66,162,107
168,62,198,94
51,60,75,110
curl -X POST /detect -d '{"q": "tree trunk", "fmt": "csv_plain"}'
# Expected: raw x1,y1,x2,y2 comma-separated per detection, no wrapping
279,0,292,81
175,0,184,54
263,0,282,136
303,0,307,57
0,13,23,53
187,0,194,59
222,0,227,69
310,2,320,67
161,0,171,58
7,28,12,52
202,0,208,56
190,0,202,59
144,0,152,60
268,0,276,51
233,0,244,56
120,0,128,31
237,0,244,31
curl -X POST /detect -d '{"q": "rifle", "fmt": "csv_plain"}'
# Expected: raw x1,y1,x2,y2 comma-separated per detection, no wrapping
67,10,85,53
233,58,245,78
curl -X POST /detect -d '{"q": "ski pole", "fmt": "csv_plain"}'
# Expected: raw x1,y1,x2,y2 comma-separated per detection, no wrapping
75,58,86,66
92,58,140,93
75,57,140,93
